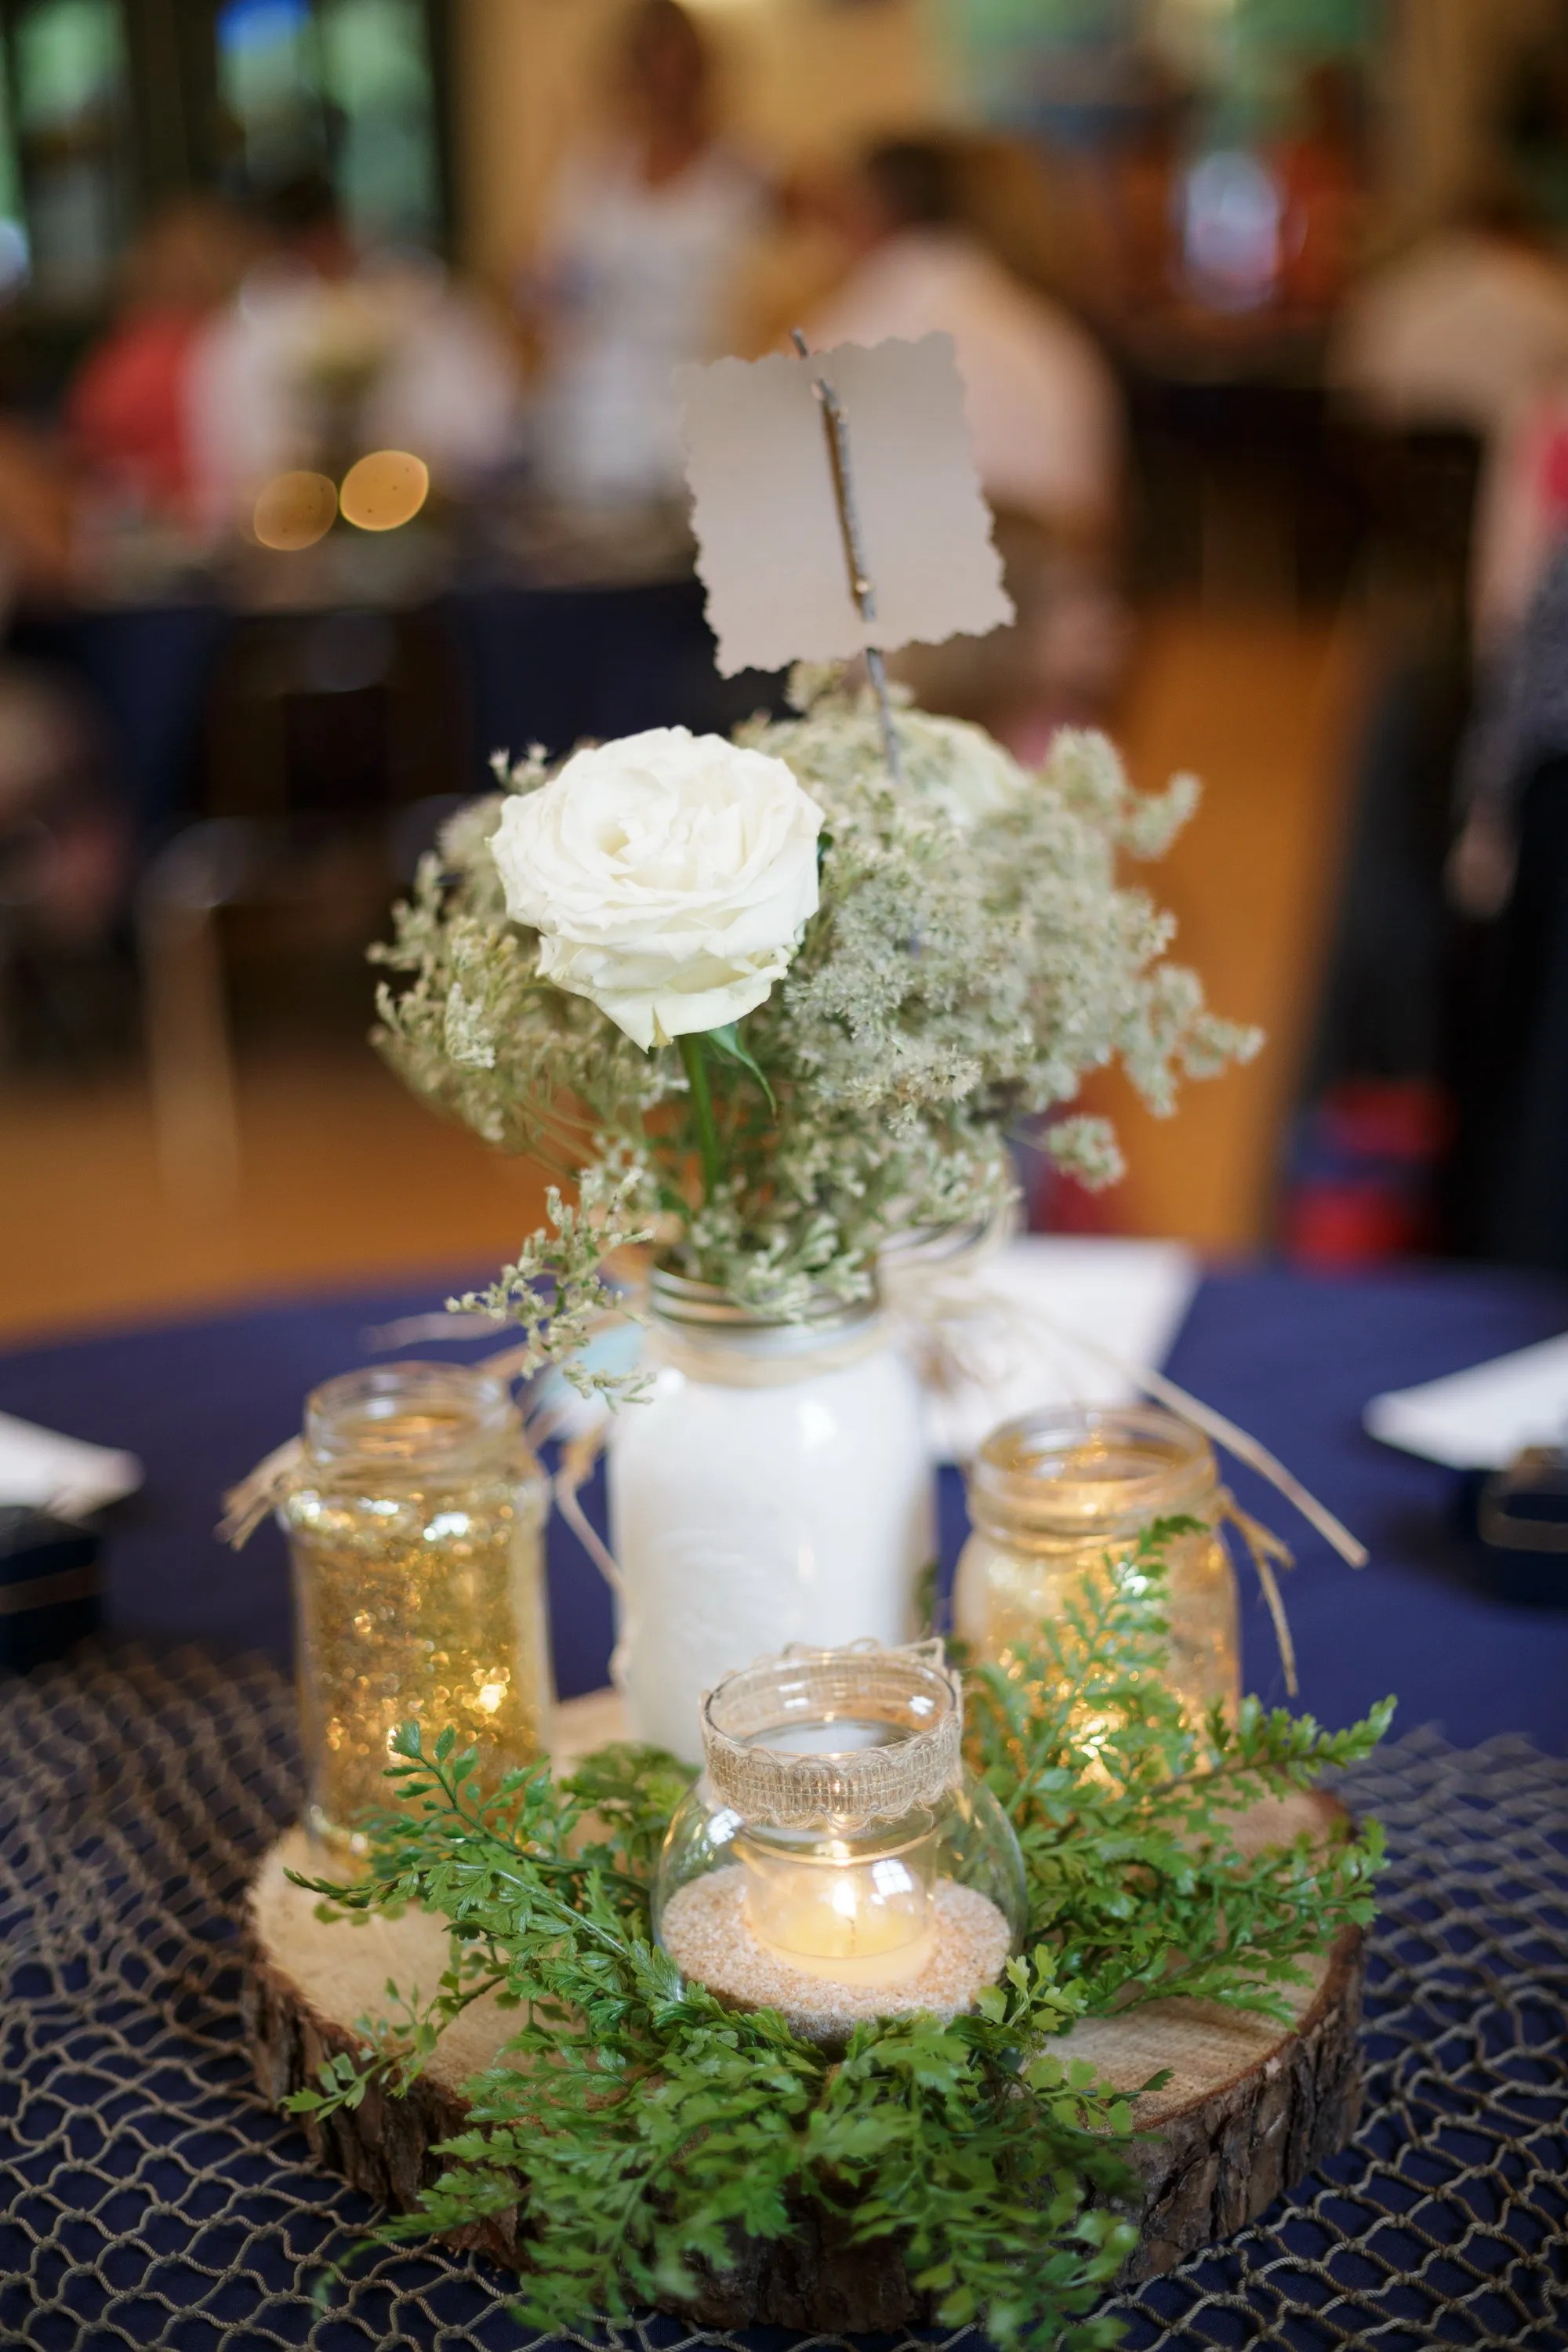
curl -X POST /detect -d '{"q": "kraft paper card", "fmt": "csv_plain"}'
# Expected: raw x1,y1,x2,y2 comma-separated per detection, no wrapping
676,333,1014,677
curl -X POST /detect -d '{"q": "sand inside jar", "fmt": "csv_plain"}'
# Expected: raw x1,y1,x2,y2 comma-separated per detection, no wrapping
659,1867,1012,2045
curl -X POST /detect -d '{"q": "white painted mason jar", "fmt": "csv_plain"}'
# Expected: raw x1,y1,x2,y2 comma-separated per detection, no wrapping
605,1269,934,1763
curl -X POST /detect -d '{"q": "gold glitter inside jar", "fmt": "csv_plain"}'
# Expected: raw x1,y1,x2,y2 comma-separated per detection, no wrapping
281,1361,550,1857
953,1405,1240,1732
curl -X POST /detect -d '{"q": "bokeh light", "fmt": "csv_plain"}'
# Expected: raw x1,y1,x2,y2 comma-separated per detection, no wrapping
252,470,338,550
339,449,430,532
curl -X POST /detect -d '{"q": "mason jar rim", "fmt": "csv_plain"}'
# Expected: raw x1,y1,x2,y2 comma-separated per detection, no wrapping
967,1403,1217,1542
303,1359,518,1469
649,1262,877,1352
701,1641,963,1832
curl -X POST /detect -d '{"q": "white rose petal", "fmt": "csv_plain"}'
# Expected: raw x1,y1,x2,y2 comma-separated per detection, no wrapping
490,726,823,1050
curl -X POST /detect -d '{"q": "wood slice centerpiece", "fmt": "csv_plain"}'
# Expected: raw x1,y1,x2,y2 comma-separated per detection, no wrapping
243,1690,1365,2332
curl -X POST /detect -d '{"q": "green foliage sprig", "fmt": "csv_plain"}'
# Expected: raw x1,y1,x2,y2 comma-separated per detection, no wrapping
967,1519,1391,2023
287,1527,1389,2350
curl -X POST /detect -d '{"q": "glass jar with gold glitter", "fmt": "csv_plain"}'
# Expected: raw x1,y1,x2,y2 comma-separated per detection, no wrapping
953,1405,1240,1730
280,1361,550,1856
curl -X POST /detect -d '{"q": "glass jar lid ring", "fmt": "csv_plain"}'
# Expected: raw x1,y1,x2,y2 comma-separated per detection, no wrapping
701,1641,963,1834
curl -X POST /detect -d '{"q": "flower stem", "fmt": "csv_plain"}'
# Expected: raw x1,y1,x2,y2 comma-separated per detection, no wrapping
678,1034,720,1203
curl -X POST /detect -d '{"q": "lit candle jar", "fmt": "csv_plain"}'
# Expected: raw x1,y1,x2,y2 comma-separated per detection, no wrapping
280,1361,551,1857
653,1643,1025,2034
735,1817,943,1984
953,1405,1240,1731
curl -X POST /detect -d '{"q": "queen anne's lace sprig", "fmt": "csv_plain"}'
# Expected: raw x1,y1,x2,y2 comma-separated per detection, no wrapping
372,672,1260,1379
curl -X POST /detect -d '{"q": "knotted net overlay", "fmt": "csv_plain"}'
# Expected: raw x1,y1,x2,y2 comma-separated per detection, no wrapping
2,1643,1564,2351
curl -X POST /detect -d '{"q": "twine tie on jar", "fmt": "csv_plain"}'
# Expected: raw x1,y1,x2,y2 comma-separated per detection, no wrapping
219,1438,307,1548
554,1426,626,1599
1218,1486,1299,1696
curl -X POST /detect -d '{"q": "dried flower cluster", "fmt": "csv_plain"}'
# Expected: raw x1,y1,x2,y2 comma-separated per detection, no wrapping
372,672,1259,1368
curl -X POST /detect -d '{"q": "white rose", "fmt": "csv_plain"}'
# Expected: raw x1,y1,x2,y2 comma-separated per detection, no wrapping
490,726,823,1051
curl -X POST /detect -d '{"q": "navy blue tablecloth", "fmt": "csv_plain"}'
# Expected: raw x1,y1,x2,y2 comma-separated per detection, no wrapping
1,1258,1566,1751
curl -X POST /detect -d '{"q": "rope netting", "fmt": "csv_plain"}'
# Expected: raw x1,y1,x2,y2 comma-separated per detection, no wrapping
1,1643,1563,2351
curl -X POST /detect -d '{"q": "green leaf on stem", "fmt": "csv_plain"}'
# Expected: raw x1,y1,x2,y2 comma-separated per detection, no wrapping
705,1021,776,1110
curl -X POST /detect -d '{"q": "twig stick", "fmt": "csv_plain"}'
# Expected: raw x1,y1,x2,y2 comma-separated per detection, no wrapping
790,326,903,784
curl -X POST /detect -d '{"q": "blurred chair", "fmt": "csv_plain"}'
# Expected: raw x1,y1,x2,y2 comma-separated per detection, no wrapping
137,606,466,1204
1338,423,1484,622
0,670,125,1069
1127,371,1346,612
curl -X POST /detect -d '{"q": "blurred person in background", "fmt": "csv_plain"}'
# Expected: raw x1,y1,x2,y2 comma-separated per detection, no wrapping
801,136,1127,746
1469,370,1568,662
1295,168,1568,1269
1446,529,1568,1268
1330,179,1568,441
1454,505,1568,921
1443,227,1568,906
523,0,763,514
804,140,1121,546
742,131,1112,365
942,132,1112,334
1454,373,1568,922
187,172,521,536
67,198,254,531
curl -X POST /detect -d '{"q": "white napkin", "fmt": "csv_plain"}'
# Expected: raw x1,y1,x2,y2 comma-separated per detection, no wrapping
0,1411,143,1520
1364,1332,1568,1471
910,1236,1199,1463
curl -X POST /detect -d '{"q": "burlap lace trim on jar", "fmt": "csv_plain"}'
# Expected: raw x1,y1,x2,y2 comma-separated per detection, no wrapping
700,1641,963,1834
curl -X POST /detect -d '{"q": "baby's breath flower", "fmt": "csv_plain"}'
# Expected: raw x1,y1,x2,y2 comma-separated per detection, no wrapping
374,681,1258,1367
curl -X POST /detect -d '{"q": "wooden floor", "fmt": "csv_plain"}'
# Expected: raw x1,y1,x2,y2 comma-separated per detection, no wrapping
0,606,1362,1346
